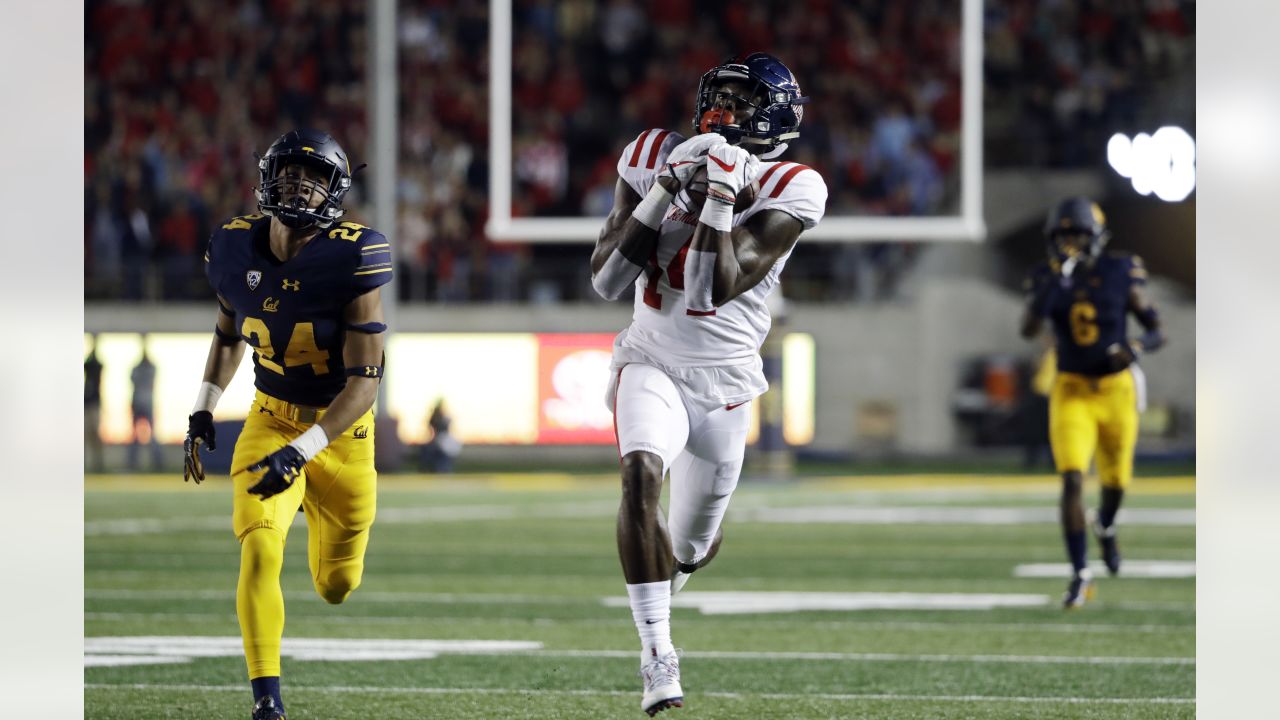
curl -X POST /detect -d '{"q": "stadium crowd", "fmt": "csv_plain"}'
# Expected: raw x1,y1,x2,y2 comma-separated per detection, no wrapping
85,0,1192,302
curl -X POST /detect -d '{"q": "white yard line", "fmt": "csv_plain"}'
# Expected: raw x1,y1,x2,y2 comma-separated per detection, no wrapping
86,503,1193,535
605,590,1055,614
83,612,1189,634
732,506,1195,526
84,588,1196,613
1015,561,1196,578
83,636,1192,667
84,682,1195,705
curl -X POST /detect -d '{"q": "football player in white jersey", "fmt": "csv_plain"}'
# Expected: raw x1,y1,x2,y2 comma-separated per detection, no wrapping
590,53,826,716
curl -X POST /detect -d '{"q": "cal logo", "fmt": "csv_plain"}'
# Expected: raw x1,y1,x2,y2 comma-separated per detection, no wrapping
262,297,280,313
282,279,301,291
247,270,262,290
353,425,369,439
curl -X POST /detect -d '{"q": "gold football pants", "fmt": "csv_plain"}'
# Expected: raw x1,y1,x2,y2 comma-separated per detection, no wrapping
1049,370,1139,489
230,390,377,679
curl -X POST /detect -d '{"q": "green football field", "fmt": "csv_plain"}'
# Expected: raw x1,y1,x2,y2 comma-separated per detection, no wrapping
85,473,1195,719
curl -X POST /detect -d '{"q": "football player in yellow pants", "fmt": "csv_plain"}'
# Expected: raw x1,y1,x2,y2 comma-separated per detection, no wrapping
1021,197,1166,609
182,129,393,720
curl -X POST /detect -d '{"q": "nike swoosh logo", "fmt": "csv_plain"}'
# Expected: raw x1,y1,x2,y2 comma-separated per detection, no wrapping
725,402,747,411
645,619,659,624
709,155,736,172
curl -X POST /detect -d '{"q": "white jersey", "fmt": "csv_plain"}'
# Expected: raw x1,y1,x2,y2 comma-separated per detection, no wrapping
610,128,827,404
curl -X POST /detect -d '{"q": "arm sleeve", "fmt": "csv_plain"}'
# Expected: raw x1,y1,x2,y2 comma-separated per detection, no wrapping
616,129,684,199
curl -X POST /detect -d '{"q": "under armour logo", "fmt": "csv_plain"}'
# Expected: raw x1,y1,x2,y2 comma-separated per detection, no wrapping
365,367,377,376
282,279,300,291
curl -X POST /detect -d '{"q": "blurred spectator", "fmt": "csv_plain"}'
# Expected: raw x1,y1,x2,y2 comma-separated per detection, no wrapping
85,340,104,473
128,344,163,472
420,399,462,473
86,0,1192,303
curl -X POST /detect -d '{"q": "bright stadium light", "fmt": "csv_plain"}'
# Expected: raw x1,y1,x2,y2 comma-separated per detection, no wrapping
1106,126,1196,202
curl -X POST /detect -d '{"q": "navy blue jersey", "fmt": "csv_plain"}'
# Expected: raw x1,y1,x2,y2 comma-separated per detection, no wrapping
205,214,393,406
1025,252,1147,377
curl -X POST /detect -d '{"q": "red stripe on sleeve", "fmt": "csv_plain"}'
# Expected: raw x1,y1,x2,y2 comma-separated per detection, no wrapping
768,164,811,198
756,162,793,193
685,309,717,316
645,131,671,169
629,130,653,168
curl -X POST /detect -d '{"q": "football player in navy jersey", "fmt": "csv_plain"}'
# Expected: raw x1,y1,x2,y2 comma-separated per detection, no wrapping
1020,197,1166,609
182,129,392,720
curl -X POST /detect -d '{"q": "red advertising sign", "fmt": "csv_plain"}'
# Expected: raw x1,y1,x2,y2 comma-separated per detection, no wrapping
536,333,617,444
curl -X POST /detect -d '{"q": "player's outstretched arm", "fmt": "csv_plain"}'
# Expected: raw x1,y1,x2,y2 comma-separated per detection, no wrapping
687,208,802,308
184,295,247,483
317,287,387,440
1020,271,1060,339
1106,283,1166,370
590,177,666,301
1128,284,1165,353
202,294,248,389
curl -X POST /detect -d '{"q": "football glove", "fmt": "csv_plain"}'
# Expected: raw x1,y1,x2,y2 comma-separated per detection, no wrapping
1106,341,1139,372
704,142,761,204
658,133,724,191
183,411,216,484
245,445,307,499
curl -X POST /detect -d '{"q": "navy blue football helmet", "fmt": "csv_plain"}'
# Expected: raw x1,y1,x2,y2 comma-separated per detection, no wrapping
692,52,809,156
1043,196,1110,263
255,129,354,229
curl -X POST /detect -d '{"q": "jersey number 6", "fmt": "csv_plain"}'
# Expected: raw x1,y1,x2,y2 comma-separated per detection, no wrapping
1069,301,1100,347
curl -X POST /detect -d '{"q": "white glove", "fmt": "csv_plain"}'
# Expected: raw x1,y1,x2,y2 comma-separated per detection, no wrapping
659,133,724,190
704,142,761,204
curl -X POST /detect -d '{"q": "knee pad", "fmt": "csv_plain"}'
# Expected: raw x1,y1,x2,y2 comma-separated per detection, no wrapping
241,528,285,574
315,564,363,605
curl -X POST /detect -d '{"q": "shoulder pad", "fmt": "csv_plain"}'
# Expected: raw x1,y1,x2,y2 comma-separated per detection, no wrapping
205,213,265,285
742,162,827,230
616,129,684,198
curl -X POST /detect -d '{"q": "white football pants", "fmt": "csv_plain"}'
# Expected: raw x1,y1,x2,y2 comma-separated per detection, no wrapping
610,362,752,565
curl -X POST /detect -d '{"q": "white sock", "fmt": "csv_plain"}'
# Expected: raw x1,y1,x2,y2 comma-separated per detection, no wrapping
626,581,673,659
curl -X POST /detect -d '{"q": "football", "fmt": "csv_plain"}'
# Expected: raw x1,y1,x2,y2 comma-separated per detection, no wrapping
683,166,759,214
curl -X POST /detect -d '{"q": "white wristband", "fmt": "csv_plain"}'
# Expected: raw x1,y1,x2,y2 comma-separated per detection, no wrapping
699,195,733,232
193,382,224,413
288,424,330,463
631,183,674,230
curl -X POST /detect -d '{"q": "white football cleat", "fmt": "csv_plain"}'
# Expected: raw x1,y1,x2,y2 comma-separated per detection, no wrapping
639,648,683,716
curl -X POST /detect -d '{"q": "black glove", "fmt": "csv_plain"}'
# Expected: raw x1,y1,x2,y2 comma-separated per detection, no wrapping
246,445,307,499
1106,342,1138,372
183,411,216,484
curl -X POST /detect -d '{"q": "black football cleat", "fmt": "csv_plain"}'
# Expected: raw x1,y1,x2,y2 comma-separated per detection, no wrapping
1062,570,1096,610
1093,520,1122,576
252,696,286,720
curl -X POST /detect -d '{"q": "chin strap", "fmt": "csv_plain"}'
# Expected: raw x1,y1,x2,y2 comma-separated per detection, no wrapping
758,142,789,160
